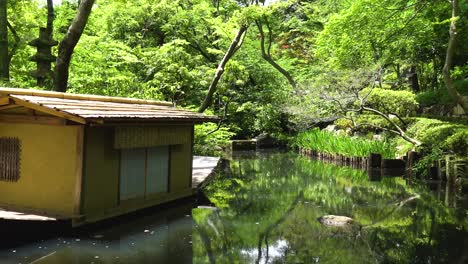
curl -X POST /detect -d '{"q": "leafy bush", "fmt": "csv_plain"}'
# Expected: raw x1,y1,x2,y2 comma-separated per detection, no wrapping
416,80,468,107
416,89,455,107
194,122,235,156
360,88,418,116
334,114,406,137
413,147,444,178
333,118,353,129
443,131,468,154
454,78,468,94
294,128,395,158
395,118,468,156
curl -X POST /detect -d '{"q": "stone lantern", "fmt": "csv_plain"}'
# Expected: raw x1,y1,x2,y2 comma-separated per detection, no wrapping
28,27,58,87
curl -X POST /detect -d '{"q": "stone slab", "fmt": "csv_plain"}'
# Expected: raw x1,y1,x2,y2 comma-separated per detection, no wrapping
192,156,220,189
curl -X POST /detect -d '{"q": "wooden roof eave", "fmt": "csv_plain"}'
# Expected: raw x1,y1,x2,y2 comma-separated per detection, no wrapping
2,92,220,126
0,95,9,106
0,87,173,106
0,96,21,111
88,116,220,126
9,96,88,125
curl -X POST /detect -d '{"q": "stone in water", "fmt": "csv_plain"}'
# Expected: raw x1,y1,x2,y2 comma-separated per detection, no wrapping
318,215,354,227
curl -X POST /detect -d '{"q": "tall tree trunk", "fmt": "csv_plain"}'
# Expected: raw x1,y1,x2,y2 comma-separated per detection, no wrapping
198,26,247,113
394,63,401,87
46,0,53,35
442,0,468,112
256,19,296,89
6,20,19,66
54,0,95,92
0,0,9,81
432,51,438,90
408,65,420,93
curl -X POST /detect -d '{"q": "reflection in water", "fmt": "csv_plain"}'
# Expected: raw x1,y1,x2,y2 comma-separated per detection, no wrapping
0,151,466,263
0,204,194,264
196,151,467,263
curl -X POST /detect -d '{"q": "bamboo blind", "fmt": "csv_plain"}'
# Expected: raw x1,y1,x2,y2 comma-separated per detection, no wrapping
114,127,190,149
0,137,21,182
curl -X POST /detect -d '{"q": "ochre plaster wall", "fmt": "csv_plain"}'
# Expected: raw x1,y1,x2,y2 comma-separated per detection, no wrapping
0,123,81,216
82,127,120,217
170,142,192,190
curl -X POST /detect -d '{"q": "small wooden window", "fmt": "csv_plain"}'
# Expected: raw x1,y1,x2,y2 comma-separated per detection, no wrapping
0,137,21,182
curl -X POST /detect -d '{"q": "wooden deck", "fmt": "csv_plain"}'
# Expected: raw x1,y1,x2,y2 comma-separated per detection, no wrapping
192,156,220,189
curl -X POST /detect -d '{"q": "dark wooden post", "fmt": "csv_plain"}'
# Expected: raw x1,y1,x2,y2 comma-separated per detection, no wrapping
446,155,456,185
369,153,382,168
406,151,420,178
445,180,456,207
438,158,446,181
368,153,382,181
428,166,440,181
368,168,382,181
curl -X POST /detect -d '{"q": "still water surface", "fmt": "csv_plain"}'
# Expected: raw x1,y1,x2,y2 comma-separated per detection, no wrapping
1,151,466,263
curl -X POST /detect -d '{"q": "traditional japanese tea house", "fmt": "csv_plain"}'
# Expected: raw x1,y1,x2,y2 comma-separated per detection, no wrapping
0,88,217,226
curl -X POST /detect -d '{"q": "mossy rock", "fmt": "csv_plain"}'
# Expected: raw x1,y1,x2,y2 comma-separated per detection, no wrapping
318,215,354,227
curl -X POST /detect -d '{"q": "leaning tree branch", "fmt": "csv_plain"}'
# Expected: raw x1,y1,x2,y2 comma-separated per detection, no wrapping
198,25,248,113
54,0,95,92
368,94,409,129
362,194,420,229
264,17,273,57
233,28,247,53
255,19,297,89
362,106,421,146
378,102,408,128
207,99,230,135
353,122,400,135
256,192,303,264
388,111,407,127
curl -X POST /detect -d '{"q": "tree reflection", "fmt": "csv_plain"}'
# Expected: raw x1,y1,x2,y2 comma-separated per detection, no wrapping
195,152,467,263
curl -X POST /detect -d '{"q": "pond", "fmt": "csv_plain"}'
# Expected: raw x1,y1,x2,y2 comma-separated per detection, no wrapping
1,151,466,263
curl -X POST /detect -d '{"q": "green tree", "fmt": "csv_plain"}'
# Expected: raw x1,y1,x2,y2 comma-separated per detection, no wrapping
0,0,9,80
442,0,468,113
54,0,95,92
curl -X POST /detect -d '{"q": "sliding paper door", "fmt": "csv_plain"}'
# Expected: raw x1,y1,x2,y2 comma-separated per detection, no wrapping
146,146,169,195
120,148,146,200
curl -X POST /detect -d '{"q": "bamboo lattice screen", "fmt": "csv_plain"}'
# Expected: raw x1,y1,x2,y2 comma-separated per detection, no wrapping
0,137,21,182
114,127,190,149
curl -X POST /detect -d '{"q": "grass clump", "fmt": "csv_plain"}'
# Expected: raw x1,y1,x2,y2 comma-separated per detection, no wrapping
294,129,395,158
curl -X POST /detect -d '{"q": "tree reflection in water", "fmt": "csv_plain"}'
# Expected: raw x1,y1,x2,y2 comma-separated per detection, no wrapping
194,151,467,264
